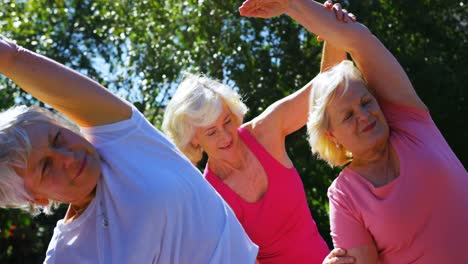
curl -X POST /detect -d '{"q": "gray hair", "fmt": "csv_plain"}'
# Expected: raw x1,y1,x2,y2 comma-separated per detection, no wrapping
0,105,78,215
162,73,248,164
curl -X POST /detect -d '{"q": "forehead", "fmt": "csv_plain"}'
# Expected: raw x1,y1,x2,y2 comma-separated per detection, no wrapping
213,103,233,122
23,122,56,147
196,103,233,130
332,81,371,107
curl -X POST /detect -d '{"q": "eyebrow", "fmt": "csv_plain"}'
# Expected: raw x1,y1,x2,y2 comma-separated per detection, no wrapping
203,113,231,132
204,124,217,133
337,94,370,115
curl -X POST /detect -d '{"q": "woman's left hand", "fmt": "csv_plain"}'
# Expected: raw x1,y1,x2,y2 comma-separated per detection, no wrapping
317,1,356,41
324,1,356,23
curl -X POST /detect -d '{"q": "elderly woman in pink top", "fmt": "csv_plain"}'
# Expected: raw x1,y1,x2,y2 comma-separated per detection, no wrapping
240,0,468,263
162,5,358,263
163,57,332,263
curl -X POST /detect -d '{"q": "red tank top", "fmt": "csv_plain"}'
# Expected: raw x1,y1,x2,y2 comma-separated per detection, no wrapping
205,127,329,263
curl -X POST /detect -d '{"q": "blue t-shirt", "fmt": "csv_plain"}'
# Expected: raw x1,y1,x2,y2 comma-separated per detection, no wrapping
45,106,258,263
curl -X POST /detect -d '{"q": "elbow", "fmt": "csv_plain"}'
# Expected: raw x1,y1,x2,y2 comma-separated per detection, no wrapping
345,23,374,52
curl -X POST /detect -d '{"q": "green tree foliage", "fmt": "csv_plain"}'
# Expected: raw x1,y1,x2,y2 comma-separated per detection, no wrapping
0,0,466,262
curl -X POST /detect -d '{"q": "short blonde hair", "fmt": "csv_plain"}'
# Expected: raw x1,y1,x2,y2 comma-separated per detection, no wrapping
0,105,77,215
307,60,367,167
162,73,248,164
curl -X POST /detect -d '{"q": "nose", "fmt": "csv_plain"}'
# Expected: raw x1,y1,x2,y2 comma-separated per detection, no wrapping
356,107,371,122
51,148,76,169
219,127,232,141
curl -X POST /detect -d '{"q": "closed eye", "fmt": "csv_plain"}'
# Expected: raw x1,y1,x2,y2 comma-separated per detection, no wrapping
361,99,371,106
42,129,62,177
42,158,52,177
52,130,62,147
343,111,353,121
206,129,216,136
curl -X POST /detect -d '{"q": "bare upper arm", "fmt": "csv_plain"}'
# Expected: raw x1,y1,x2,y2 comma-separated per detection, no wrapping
3,38,132,127
348,29,426,110
248,41,347,141
284,3,426,110
248,79,313,141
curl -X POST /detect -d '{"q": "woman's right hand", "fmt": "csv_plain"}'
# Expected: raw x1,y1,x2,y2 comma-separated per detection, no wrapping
323,248,356,264
239,0,291,18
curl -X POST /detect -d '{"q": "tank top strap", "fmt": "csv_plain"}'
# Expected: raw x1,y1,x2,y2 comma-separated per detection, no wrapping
237,126,281,169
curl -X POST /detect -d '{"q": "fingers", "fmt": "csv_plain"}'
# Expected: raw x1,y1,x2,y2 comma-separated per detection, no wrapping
326,256,356,264
323,248,356,264
239,0,285,18
338,8,357,23
324,0,333,9
332,3,344,21
325,2,357,23
239,0,255,17
329,248,347,258
342,9,349,23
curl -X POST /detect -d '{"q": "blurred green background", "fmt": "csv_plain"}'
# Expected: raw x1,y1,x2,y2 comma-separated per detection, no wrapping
0,0,466,262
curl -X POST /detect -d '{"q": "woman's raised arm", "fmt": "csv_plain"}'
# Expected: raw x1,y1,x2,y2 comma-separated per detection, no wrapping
248,41,347,139
0,35,131,127
240,0,426,109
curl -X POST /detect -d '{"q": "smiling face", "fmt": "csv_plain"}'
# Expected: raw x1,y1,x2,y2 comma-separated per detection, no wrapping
326,80,389,158
190,103,241,162
14,122,101,207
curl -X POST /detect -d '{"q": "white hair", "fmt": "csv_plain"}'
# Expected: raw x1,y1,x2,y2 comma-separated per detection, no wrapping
0,105,78,215
162,73,248,164
307,60,366,167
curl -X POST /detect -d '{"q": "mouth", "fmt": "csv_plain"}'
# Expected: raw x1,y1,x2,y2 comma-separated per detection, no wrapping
74,154,87,180
362,121,377,133
219,140,233,150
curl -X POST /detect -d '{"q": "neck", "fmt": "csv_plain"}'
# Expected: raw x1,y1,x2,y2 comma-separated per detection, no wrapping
64,187,96,223
208,141,249,180
350,143,399,187
351,142,391,167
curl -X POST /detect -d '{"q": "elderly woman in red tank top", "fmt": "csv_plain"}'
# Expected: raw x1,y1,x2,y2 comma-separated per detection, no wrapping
162,3,356,263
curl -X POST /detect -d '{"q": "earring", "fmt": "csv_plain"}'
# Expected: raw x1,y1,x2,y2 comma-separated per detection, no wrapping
335,142,341,148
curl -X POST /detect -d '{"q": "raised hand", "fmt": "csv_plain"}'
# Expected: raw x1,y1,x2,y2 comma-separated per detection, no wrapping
317,0,356,41
325,1,356,23
239,0,290,18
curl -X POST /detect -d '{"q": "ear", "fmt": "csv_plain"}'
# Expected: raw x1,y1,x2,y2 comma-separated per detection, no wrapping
324,130,338,144
190,136,200,149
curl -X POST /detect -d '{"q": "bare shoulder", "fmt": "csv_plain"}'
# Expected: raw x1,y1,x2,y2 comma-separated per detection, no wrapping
242,117,275,144
242,120,292,167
